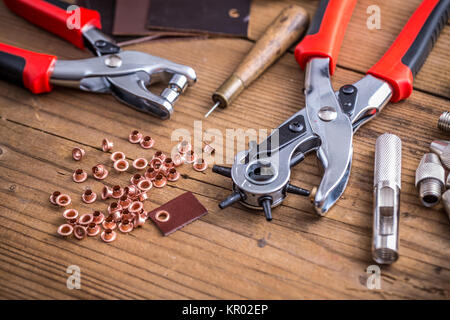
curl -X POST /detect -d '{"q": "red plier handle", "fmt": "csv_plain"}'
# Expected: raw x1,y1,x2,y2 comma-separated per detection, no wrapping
295,0,449,102
368,0,449,101
295,0,357,75
3,0,101,49
0,0,102,93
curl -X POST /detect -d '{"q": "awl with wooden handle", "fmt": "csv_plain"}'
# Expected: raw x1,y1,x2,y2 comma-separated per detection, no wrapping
205,5,309,118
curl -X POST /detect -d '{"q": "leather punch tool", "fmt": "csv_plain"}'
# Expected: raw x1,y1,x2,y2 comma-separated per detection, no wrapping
213,0,449,220
0,0,197,119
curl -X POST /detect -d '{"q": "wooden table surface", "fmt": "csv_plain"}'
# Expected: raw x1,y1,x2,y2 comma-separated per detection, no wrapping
0,0,449,300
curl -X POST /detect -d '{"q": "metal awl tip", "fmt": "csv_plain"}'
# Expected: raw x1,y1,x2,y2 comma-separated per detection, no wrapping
204,101,220,118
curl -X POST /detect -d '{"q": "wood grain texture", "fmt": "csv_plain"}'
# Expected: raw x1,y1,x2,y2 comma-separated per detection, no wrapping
0,0,449,299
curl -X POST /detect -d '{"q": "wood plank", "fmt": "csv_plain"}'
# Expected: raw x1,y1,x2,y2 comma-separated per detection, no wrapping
1,117,448,299
0,35,449,299
0,0,449,299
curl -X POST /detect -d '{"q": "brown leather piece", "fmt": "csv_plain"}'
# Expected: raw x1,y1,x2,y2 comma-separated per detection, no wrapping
113,0,151,35
148,192,208,236
147,0,251,37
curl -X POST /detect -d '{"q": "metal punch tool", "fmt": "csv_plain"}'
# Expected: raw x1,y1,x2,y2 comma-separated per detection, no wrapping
213,0,449,220
372,133,402,264
0,0,197,119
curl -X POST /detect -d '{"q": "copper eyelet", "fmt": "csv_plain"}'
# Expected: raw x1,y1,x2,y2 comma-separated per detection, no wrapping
134,212,147,227
167,168,180,182
102,138,114,152
152,151,166,162
101,185,113,200
112,210,123,223
72,147,85,161
193,158,208,172
63,208,79,220
163,157,174,169
155,210,170,223
128,201,144,213
203,142,215,155
149,158,163,170
110,151,126,162
111,185,124,199
55,194,72,207
118,219,134,233
113,159,129,172
92,211,105,224
140,136,155,149
128,130,143,144
138,192,149,202
73,225,87,240
49,191,61,205
72,169,88,183
57,224,74,237
68,218,79,226
124,184,139,198
133,158,148,170
119,195,132,209
102,215,117,230
177,140,191,154
78,213,94,226
87,223,101,237
137,179,152,192
108,201,122,214
82,189,97,204
92,164,109,180
152,174,167,188
144,167,158,180
172,153,184,167
122,211,135,222
101,229,117,243
184,150,198,164
130,173,145,185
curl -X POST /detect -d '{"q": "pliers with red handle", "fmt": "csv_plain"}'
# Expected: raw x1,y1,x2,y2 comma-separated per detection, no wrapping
0,0,197,119
213,0,449,219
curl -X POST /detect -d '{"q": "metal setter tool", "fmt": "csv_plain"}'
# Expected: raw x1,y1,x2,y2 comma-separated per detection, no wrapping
204,5,309,118
213,0,449,220
0,0,196,119
372,133,401,264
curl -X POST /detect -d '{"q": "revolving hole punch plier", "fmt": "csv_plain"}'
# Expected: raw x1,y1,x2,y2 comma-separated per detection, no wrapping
0,0,197,119
213,0,450,220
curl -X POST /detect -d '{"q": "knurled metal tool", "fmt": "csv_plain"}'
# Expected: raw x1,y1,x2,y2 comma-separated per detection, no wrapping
213,0,449,220
0,0,197,119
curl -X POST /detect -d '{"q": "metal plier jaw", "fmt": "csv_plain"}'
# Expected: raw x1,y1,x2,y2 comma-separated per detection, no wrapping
213,57,391,219
51,26,197,119
51,47,197,119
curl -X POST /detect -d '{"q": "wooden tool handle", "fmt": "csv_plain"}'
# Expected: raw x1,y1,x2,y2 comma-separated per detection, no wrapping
212,5,309,109
236,5,309,86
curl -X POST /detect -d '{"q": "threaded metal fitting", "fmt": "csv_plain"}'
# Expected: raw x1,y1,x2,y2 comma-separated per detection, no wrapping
415,153,445,207
441,190,450,222
438,111,450,132
430,139,450,169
